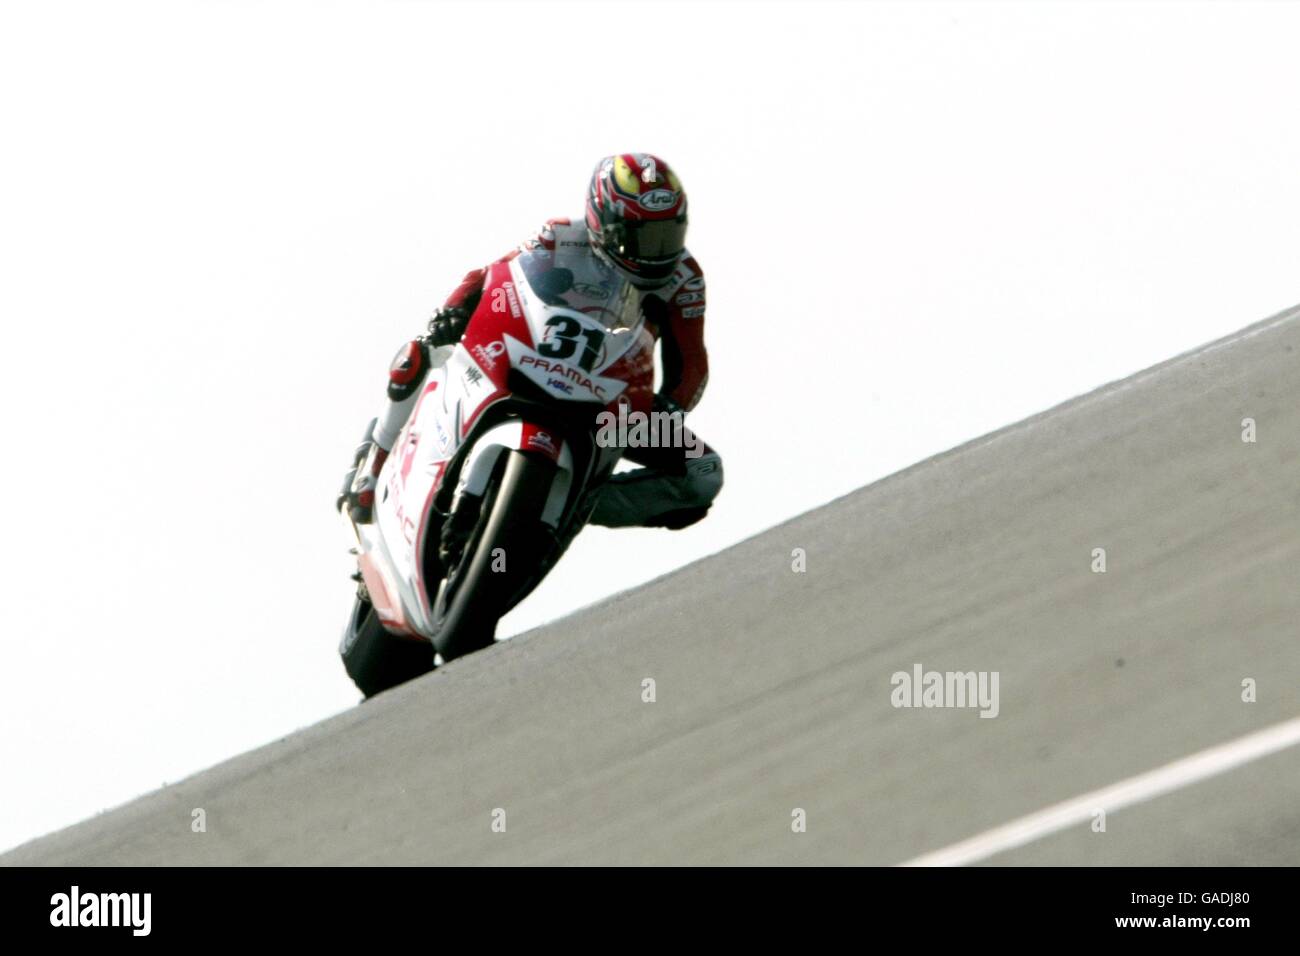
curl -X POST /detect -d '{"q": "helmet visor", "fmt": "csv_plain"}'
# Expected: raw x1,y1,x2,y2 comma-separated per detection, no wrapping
613,217,688,264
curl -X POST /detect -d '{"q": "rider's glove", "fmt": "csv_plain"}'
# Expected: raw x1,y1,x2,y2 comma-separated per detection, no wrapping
425,306,472,347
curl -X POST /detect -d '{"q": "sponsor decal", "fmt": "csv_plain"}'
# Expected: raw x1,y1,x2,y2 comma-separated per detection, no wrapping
465,365,483,387
573,281,611,298
674,291,704,305
391,492,418,546
519,354,609,400
683,275,705,291
547,377,575,395
502,281,523,318
434,417,452,455
505,332,626,403
638,188,678,211
682,305,705,319
473,340,506,370
527,430,558,455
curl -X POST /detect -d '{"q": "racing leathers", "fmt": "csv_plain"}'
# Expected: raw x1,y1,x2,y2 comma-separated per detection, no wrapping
340,218,722,530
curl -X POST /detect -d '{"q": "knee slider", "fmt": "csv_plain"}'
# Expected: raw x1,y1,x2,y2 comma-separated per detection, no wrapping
681,450,723,507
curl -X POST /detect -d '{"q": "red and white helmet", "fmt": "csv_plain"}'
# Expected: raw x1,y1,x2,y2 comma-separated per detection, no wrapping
585,153,688,286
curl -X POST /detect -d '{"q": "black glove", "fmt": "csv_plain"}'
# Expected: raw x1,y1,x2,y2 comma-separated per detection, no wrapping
425,306,471,347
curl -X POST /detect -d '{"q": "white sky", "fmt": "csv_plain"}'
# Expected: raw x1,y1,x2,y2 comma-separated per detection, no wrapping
1,0,1297,853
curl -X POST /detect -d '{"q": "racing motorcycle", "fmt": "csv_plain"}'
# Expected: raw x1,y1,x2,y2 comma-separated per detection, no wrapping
338,245,656,697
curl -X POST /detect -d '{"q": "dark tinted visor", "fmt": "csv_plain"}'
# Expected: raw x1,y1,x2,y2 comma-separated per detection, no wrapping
615,217,688,262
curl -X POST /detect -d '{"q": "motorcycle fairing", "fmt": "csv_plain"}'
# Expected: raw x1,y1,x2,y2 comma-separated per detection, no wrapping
348,244,657,641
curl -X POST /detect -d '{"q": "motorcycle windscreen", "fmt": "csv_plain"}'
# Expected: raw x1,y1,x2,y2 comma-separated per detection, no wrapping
514,245,643,333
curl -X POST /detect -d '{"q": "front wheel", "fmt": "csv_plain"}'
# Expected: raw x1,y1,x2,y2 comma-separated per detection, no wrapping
431,450,558,662
339,595,435,698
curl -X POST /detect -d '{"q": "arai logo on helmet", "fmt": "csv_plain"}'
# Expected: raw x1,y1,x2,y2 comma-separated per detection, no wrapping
638,189,678,211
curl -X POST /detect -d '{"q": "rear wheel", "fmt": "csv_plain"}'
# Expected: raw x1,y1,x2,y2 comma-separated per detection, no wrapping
339,594,435,698
432,450,558,662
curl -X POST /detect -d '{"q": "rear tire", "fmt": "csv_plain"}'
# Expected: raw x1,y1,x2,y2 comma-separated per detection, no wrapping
339,595,435,698
432,451,557,662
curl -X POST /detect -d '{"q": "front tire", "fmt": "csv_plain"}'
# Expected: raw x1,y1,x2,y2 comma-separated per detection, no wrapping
339,595,435,698
432,451,557,662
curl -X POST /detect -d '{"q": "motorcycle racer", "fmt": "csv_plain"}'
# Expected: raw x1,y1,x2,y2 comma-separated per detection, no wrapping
339,153,723,534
